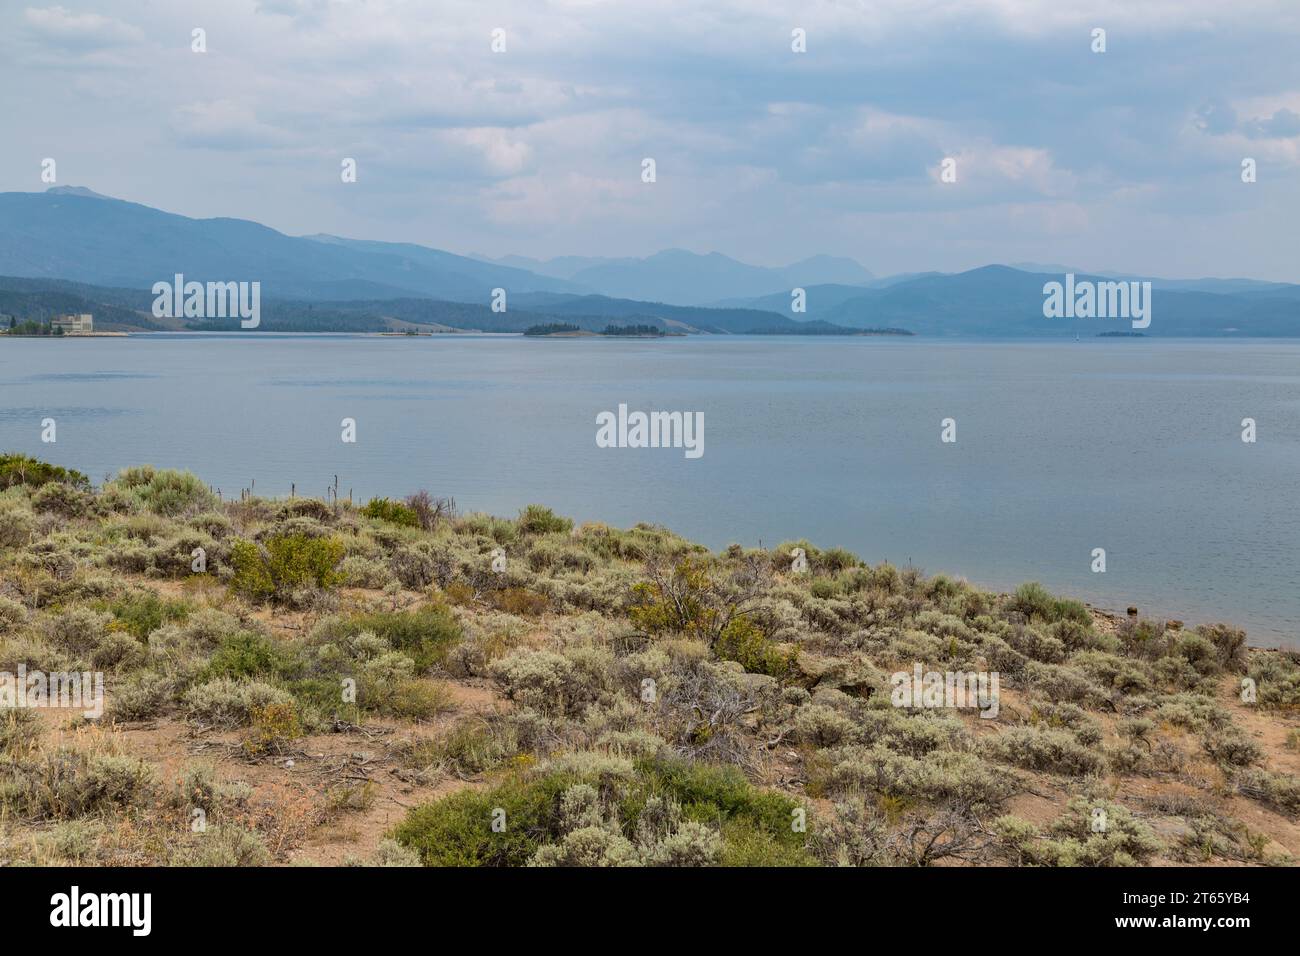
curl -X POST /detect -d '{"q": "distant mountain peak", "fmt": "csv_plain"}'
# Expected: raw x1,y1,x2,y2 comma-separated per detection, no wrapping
46,185,115,200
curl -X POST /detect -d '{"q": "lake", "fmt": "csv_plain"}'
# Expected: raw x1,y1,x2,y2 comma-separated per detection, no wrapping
3,333,1298,648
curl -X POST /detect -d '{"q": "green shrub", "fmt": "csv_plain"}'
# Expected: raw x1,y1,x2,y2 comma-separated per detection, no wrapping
627,759,808,859
487,587,550,617
405,715,521,777
230,534,345,602
200,630,299,682
45,607,113,655
169,763,250,812
714,615,796,678
517,505,573,535
344,605,463,671
1201,728,1263,768
49,819,104,862
339,555,394,588
373,679,455,720
346,838,422,867
182,678,296,728
491,648,591,715
0,707,43,753
0,454,89,490
1073,650,1155,696
361,497,419,527
106,671,173,722
242,700,303,755
814,745,1013,808
795,704,858,748
392,770,572,866
174,825,271,866
10,750,154,819
391,756,813,867
1115,618,1170,659
982,726,1104,776
0,504,35,549
525,537,594,573
1235,768,1300,814
455,513,518,545
818,547,859,573
389,545,438,589
31,481,93,517
0,596,28,635
1008,582,1090,625
995,798,1163,866
1196,623,1248,673
1248,654,1300,711
102,590,190,640
628,558,723,639
112,466,215,516
812,798,888,866
1153,692,1232,732
188,511,234,538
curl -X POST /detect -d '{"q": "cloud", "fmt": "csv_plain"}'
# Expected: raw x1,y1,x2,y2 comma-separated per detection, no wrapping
1245,107,1300,139
1195,100,1239,136
3,0,1299,279
439,128,535,177
170,100,291,150
22,5,143,48
1195,97,1300,142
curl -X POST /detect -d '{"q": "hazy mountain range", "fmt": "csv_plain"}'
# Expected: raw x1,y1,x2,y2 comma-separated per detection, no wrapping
0,187,1296,336
474,249,874,304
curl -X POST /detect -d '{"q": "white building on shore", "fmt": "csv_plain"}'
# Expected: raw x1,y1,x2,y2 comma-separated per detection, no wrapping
51,313,93,334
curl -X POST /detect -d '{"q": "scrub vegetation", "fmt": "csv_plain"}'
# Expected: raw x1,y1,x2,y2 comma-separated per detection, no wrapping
1,458,1297,867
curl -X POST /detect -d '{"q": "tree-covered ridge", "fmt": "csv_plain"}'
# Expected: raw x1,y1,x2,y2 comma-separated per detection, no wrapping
0,277,866,336
601,324,665,336
522,323,581,335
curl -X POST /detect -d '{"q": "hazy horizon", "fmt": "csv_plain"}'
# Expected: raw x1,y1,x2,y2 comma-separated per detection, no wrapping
7,184,1297,287
3,1,1300,280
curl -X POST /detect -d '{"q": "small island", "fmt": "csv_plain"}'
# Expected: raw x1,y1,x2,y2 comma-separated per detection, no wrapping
523,322,674,337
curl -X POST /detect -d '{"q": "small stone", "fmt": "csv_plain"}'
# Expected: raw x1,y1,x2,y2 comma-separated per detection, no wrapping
1146,816,1194,842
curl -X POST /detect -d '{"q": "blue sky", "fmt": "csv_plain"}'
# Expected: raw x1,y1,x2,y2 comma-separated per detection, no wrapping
2,0,1299,278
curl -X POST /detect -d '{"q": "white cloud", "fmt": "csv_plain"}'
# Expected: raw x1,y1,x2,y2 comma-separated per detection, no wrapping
23,5,143,48
170,100,290,150
3,0,1298,277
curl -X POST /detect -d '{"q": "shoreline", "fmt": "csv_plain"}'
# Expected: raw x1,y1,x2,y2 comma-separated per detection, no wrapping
10,330,1300,340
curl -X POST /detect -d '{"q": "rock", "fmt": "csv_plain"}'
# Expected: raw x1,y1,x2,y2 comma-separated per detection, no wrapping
809,654,886,699
792,654,838,682
1145,815,1194,842
734,672,779,700
811,686,855,709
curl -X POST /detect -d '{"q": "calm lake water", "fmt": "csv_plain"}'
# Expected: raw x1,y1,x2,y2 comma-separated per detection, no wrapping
3,333,1298,648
